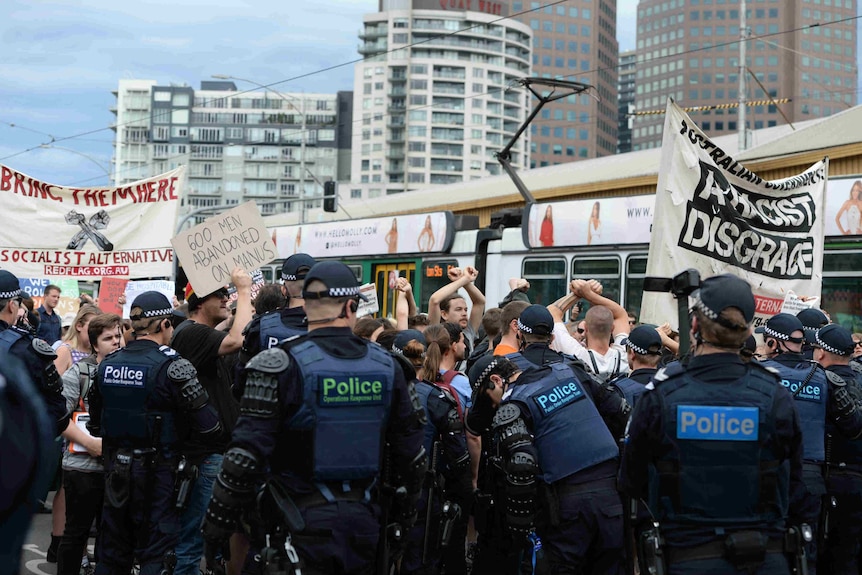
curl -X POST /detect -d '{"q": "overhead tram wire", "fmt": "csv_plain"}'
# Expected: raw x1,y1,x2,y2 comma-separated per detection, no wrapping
0,0,571,164
37,11,862,187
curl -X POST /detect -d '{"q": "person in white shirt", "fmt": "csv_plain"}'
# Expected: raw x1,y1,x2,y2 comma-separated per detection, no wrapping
548,279,631,382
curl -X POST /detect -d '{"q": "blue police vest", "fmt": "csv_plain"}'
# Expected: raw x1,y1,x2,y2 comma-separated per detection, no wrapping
651,362,786,528
287,339,394,482
414,380,439,457
505,351,536,372
761,358,826,463
827,368,862,466
507,363,619,484
98,344,179,448
259,311,306,350
0,327,25,354
609,375,647,408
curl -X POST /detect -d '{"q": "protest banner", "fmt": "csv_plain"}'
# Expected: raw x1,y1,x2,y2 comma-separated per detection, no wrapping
172,201,277,297
640,99,828,329
227,269,266,303
99,277,129,316
0,164,183,278
123,279,175,319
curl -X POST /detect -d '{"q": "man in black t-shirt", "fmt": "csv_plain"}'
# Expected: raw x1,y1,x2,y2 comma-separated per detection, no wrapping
170,267,253,575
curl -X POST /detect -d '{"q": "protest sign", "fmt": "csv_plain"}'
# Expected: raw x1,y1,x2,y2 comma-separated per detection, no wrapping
19,277,80,317
357,283,380,318
227,269,266,303
123,279,175,319
780,291,819,315
0,164,183,278
640,100,828,329
172,202,277,297
99,277,129,316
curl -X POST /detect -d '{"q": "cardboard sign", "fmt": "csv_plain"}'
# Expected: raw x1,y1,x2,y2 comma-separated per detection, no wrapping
99,277,129,316
172,202,277,297
123,280,175,319
357,283,379,318
19,278,80,318
780,291,820,315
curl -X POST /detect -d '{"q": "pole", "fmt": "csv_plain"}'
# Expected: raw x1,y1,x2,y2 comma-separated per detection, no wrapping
299,93,307,224
738,0,747,151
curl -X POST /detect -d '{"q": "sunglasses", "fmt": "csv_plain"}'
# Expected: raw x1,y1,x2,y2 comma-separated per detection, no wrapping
576,328,585,334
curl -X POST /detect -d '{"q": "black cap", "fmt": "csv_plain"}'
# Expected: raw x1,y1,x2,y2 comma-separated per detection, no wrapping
691,274,755,325
814,324,855,356
392,329,426,357
742,334,757,353
302,261,367,301
754,313,804,343
281,253,317,281
468,354,519,391
622,325,663,356
0,270,21,300
187,285,229,312
129,291,174,320
797,308,829,330
516,304,554,336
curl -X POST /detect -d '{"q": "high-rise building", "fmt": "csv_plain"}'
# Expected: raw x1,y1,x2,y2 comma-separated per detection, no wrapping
617,50,637,153
111,79,352,225
631,0,858,150
507,0,619,166
349,0,532,200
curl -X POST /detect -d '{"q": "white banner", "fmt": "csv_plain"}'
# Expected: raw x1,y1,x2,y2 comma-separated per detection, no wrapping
0,164,183,279
640,100,828,329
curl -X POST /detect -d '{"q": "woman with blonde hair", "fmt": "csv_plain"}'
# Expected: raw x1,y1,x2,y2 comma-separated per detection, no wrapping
54,303,102,376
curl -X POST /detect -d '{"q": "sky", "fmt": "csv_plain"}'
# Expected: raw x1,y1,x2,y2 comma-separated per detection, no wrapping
0,0,854,187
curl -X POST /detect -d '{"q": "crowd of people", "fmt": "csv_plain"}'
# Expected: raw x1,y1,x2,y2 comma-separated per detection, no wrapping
4,255,862,575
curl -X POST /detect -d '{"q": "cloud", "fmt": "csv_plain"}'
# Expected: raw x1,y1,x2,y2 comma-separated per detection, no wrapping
140,36,194,48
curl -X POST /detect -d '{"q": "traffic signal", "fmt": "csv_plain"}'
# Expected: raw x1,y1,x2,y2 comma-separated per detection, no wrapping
323,181,338,213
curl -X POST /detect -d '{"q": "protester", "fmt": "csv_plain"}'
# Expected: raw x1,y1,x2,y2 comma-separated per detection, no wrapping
170,268,253,575
37,283,63,344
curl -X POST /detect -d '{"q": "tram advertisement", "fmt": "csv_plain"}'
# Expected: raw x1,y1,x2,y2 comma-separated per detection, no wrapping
0,164,184,278
641,99,828,329
270,211,454,259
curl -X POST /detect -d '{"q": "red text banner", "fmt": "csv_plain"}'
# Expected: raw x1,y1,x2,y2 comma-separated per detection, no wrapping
0,164,183,278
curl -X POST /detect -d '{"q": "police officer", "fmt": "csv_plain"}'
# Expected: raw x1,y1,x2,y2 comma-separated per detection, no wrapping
395,329,473,575
0,269,67,435
507,304,630,439
202,261,427,575
619,274,804,575
88,291,222,575
241,253,316,362
1,352,55,575
797,308,829,360
757,313,862,574
468,348,629,575
608,324,664,408
810,324,862,573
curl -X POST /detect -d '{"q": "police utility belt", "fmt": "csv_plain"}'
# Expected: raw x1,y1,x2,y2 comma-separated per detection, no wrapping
666,533,786,564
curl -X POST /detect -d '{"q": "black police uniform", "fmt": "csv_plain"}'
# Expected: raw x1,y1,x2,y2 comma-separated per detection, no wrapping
203,261,426,575
758,315,862,575
398,338,472,575
0,271,67,436
619,275,803,575
810,325,862,574
88,292,221,575
0,352,56,575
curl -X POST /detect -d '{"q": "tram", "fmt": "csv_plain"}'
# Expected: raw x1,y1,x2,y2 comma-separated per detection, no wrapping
264,178,862,331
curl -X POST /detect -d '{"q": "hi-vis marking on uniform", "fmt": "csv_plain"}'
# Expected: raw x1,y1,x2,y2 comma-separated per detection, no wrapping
532,380,584,416
102,364,148,387
318,375,384,406
676,405,759,441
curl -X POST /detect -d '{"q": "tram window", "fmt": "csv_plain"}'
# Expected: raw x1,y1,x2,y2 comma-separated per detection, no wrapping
522,258,567,306
823,251,862,331
260,267,274,283
422,259,458,314
572,257,621,319
374,263,416,319
624,256,649,322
